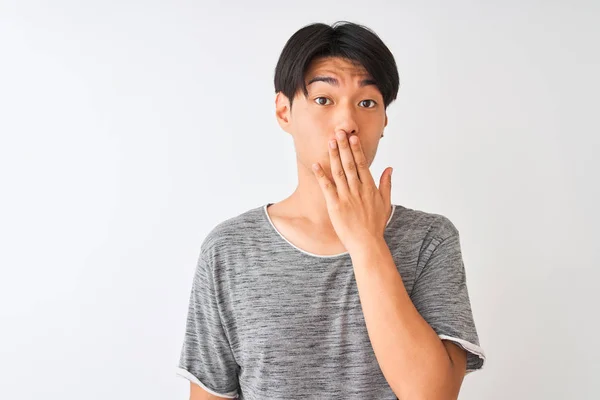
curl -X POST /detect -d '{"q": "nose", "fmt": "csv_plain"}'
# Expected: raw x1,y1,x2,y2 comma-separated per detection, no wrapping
333,102,358,138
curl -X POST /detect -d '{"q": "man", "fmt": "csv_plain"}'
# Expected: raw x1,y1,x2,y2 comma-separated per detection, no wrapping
176,21,485,400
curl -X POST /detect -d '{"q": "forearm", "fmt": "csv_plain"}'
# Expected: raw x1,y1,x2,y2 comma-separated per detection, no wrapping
350,237,457,400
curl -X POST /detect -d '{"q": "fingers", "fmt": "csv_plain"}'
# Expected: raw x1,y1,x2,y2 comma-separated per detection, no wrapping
331,131,360,195
328,133,349,195
348,134,376,188
312,162,338,203
314,131,380,202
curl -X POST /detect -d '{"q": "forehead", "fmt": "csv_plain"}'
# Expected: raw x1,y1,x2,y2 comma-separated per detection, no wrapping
304,56,371,81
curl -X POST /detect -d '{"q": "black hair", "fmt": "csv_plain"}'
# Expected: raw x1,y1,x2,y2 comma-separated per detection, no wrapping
274,21,400,110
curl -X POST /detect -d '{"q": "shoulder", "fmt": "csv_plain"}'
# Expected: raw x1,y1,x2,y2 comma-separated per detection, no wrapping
391,203,460,244
198,204,266,260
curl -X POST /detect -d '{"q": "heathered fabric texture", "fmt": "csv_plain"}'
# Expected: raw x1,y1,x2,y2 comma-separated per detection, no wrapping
176,203,485,399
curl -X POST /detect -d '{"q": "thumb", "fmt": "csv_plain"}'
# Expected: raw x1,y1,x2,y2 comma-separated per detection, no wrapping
379,167,393,207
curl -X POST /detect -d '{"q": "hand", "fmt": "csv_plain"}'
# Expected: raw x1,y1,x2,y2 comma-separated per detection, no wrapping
311,130,393,253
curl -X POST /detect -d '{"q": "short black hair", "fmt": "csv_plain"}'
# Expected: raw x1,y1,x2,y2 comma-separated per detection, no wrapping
274,21,400,110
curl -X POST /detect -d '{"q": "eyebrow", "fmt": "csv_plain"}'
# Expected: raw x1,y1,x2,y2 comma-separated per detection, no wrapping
306,75,377,88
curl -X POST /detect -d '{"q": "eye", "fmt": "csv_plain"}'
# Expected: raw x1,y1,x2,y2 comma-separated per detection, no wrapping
359,99,377,108
314,97,332,106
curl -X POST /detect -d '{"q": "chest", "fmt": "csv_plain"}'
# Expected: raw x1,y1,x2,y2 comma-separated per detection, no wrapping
233,261,357,339
218,256,412,399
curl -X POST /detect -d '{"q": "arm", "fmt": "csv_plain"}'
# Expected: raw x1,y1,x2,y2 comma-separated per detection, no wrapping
178,253,240,400
190,382,234,400
350,237,467,400
309,129,482,397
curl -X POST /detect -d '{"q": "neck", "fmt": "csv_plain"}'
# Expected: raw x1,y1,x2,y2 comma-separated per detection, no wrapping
282,159,336,229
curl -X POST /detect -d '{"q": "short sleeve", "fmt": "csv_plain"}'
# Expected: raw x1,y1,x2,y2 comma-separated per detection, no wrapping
176,252,240,398
410,220,486,373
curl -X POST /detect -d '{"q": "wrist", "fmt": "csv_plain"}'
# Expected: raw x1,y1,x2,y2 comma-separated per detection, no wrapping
347,235,388,260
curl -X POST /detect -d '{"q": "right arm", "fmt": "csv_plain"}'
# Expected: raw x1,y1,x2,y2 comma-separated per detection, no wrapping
180,253,239,399
189,382,234,400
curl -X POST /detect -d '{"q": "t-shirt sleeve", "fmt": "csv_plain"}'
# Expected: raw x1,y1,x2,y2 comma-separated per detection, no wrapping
176,251,240,398
410,217,486,373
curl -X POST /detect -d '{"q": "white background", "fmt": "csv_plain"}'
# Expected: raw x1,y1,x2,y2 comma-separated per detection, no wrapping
1,1,599,399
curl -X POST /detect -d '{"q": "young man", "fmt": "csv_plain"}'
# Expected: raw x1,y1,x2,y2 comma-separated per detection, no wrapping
176,21,485,400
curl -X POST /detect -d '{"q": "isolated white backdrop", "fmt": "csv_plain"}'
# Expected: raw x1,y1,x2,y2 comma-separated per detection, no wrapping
1,1,599,399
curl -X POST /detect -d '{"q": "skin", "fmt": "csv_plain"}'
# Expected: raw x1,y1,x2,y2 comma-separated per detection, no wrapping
189,55,467,399
311,108,468,399
274,55,468,398
270,56,390,254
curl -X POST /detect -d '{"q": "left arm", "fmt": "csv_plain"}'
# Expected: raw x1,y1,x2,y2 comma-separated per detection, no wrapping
350,237,466,400
310,130,468,399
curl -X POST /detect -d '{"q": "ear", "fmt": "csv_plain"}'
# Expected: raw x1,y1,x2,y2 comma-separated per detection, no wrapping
275,92,292,134
381,114,388,138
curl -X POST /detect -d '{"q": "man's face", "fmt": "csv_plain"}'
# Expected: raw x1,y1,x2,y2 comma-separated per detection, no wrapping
276,56,388,180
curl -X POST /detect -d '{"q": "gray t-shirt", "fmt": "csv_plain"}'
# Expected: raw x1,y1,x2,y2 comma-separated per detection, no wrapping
176,203,485,399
